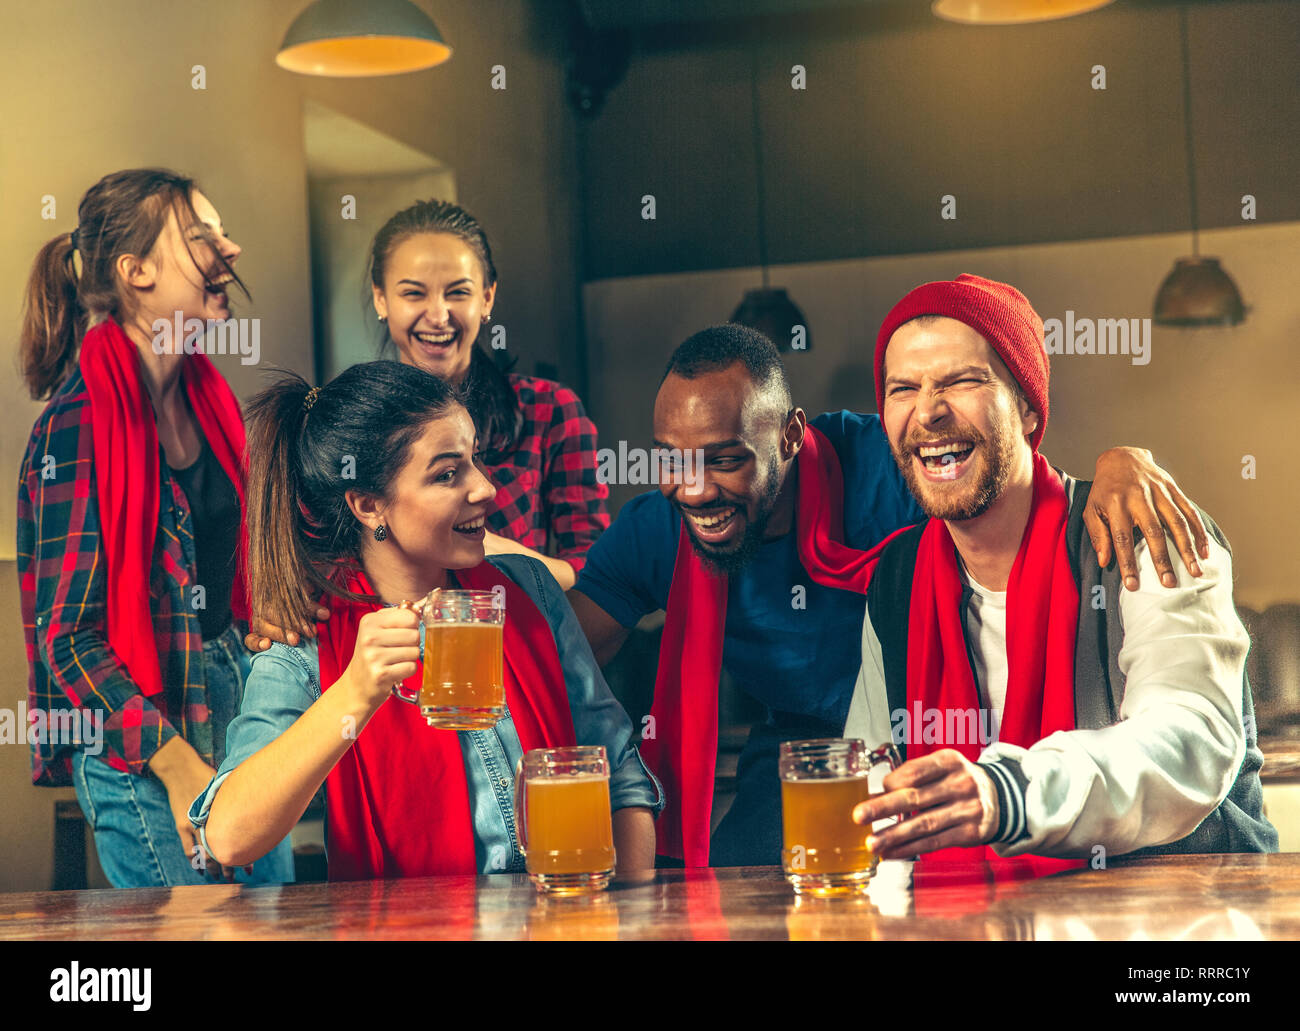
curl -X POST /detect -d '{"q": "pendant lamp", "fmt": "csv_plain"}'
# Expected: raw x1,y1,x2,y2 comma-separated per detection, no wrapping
933,0,1114,24
1152,8,1246,326
729,38,811,353
277,0,451,77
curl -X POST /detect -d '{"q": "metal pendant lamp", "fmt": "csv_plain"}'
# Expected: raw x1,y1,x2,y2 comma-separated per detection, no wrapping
932,0,1115,24
277,0,452,77
1153,8,1246,327
729,38,811,353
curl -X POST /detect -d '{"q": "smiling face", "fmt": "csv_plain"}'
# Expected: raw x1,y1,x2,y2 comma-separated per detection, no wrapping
372,232,496,386
881,316,1038,522
124,190,241,327
653,362,793,576
350,406,498,573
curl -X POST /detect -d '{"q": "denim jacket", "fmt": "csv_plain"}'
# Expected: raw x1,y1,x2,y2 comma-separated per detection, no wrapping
190,554,663,878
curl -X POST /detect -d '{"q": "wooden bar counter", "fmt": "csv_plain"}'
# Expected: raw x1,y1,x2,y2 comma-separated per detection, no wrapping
1,853,1297,940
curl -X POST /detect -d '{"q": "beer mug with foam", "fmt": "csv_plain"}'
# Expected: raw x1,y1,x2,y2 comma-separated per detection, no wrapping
780,738,901,897
390,589,505,730
513,745,616,895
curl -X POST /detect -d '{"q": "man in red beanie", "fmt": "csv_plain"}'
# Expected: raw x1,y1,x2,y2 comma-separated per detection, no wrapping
847,274,1276,860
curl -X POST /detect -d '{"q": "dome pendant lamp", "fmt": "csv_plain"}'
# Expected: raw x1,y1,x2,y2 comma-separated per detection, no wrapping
277,0,452,77
1152,8,1246,327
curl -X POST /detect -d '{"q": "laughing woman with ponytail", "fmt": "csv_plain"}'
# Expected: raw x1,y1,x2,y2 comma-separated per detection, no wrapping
16,169,293,887
190,361,658,880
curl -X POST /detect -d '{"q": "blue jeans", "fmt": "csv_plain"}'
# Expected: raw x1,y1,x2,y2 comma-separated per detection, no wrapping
72,624,295,887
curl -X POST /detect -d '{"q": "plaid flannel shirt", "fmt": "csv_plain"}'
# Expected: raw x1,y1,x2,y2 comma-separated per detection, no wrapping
17,369,217,787
484,375,609,571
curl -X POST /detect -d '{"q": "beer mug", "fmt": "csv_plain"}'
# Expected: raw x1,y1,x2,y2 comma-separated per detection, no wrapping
513,746,616,895
780,738,901,897
391,589,505,730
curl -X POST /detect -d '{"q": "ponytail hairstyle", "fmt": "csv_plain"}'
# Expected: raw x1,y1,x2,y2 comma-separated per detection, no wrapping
19,168,247,400
244,360,466,632
366,198,522,462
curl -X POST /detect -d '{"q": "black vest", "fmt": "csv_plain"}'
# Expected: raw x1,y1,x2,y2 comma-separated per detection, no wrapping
863,476,1277,856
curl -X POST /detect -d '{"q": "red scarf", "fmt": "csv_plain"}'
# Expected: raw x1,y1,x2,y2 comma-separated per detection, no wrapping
316,562,576,880
907,452,1081,864
79,318,250,698
642,425,908,866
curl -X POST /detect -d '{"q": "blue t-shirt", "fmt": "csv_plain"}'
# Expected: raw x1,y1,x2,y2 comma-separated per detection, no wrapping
575,410,924,730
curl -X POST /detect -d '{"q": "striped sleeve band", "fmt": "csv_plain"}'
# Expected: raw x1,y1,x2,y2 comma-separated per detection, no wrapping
980,756,1030,845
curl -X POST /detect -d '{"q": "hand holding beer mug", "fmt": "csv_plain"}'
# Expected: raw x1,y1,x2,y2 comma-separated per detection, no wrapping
514,746,616,895
390,589,505,730
780,739,901,897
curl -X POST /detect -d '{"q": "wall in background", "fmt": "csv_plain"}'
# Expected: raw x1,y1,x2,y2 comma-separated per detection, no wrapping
579,2,1300,278
584,219,1300,610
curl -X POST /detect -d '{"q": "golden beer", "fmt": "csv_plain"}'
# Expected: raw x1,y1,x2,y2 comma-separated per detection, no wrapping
780,739,900,897
420,621,504,730
515,746,616,895
781,775,876,875
525,775,616,876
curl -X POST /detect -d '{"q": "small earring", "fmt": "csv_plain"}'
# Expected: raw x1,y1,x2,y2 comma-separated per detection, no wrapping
378,314,387,322
373,524,387,542
481,313,491,324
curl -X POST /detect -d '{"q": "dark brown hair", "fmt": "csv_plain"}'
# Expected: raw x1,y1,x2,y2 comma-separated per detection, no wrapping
19,168,246,400
367,198,521,460
244,361,465,632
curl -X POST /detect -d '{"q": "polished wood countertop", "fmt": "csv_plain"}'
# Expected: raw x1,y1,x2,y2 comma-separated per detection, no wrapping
1,853,1296,940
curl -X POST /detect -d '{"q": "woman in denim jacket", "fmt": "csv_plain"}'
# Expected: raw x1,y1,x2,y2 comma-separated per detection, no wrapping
190,361,660,879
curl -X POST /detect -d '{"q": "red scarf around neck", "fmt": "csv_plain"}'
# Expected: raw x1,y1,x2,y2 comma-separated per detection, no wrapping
642,425,908,866
907,451,1080,865
315,562,576,880
79,318,250,698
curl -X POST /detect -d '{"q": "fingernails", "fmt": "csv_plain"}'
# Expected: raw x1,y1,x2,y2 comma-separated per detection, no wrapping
1191,562,1202,577
1125,576,1138,591
1162,572,1176,588
866,835,880,851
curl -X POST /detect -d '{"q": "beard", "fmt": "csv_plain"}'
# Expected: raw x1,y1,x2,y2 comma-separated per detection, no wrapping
681,450,783,577
893,416,1019,522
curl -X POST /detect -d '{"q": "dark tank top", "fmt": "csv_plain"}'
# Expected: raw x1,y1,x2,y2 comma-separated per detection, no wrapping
168,438,238,640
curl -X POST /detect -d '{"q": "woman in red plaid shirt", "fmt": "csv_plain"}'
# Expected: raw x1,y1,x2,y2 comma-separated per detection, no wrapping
367,200,609,590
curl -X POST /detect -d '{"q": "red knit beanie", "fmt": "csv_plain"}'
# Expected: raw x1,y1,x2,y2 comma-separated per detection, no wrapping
874,274,1049,451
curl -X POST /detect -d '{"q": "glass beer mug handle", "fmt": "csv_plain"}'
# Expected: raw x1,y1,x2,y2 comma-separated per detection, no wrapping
389,596,425,705
512,758,528,858
867,742,901,776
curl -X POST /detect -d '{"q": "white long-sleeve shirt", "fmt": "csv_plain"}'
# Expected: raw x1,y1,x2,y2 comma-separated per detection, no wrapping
844,534,1248,858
